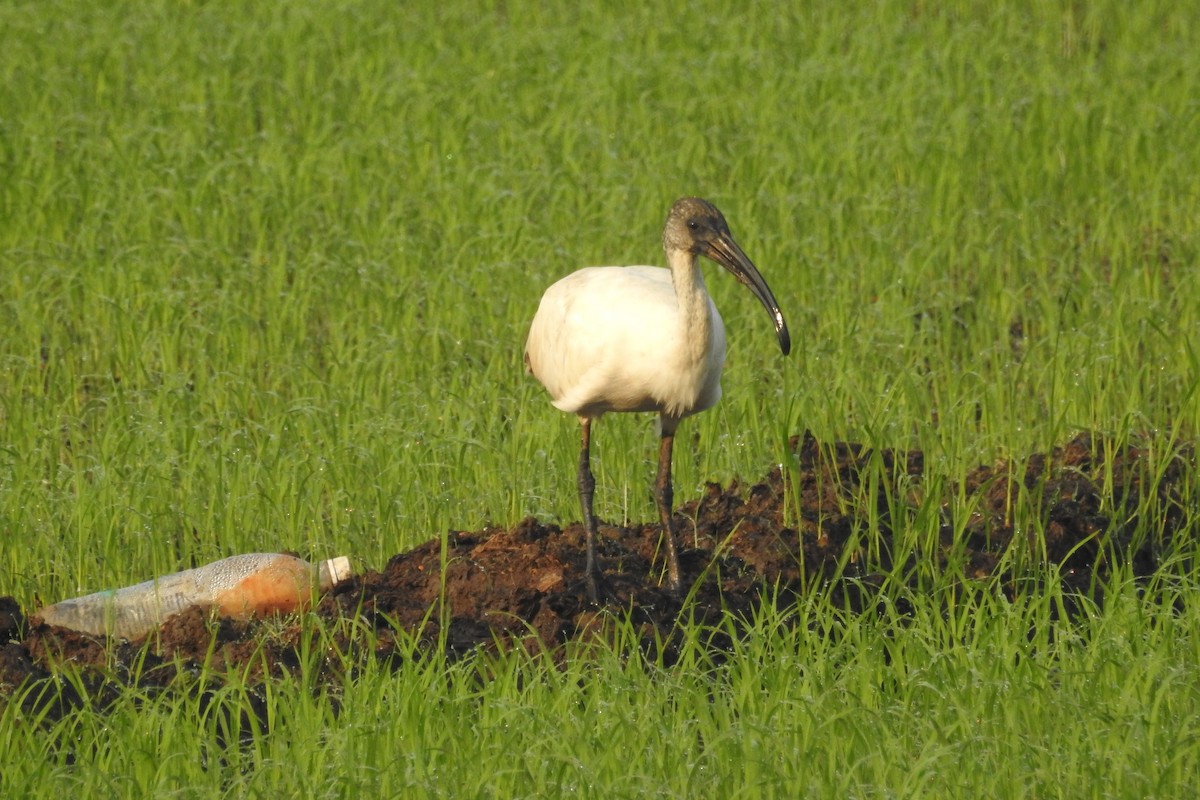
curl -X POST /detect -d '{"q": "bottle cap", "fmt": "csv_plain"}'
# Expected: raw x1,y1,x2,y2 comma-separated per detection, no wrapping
318,556,353,589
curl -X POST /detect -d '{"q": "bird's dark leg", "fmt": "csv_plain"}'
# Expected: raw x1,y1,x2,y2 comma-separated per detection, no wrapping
655,421,684,594
577,416,603,603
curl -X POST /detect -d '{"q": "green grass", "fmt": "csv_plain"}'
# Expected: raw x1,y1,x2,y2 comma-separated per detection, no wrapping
2,0,1199,796
4,583,1199,797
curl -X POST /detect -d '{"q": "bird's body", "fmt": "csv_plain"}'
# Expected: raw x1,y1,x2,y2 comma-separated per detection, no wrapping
525,265,725,420
525,197,790,600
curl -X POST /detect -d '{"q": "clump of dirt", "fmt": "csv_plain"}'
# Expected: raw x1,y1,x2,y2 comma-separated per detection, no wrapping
2,432,1194,721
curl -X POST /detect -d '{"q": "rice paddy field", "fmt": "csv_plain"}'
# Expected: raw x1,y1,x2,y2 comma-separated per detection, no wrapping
1,0,1199,796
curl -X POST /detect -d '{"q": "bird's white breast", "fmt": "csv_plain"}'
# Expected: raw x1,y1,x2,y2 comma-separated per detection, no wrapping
525,265,726,420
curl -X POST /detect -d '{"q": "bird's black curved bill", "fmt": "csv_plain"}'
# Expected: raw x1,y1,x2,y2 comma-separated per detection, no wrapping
704,235,791,356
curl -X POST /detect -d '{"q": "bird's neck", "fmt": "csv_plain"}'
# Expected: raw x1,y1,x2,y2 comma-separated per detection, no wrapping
667,248,714,360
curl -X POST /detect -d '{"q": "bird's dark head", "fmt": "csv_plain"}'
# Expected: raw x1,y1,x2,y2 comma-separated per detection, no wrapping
662,197,791,356
662,197,729,255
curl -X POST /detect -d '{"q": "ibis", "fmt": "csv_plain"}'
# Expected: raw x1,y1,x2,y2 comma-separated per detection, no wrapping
524,197,790,600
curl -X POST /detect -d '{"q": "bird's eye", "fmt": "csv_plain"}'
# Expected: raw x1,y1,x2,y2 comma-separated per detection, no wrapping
687,220,699,230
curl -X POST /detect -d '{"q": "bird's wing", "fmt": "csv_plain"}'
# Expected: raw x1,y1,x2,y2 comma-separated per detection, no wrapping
526,266,682,415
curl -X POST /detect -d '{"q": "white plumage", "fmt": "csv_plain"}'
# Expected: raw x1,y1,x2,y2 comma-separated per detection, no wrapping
525,265,726,420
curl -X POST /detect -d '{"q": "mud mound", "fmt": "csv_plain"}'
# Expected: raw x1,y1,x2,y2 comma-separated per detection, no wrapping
2,432,1194,720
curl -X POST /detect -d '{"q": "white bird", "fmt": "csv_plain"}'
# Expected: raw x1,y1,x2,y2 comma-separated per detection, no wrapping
524,197,791,601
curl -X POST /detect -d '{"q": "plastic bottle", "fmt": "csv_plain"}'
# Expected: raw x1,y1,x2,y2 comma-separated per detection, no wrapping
32,553,352,639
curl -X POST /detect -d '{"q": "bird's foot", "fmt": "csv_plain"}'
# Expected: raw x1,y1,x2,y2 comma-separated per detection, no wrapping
581,566,615,606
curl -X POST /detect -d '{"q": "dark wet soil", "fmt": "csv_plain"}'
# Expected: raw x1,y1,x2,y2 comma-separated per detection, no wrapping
2,432,1195,721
